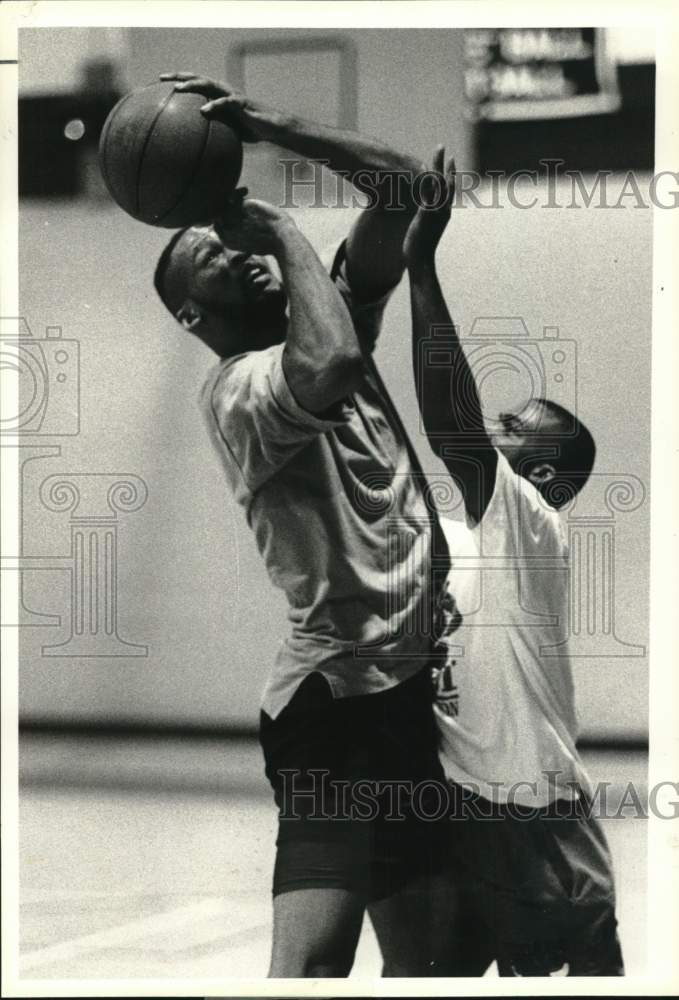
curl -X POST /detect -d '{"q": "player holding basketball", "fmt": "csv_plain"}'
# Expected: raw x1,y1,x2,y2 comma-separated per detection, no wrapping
402,148,624,976
153,73,457,977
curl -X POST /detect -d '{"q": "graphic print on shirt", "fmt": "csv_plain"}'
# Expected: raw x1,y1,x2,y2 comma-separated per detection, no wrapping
432,587,463,717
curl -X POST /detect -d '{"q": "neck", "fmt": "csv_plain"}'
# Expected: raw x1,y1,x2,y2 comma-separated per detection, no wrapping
211,316,288,359
194,293,288,357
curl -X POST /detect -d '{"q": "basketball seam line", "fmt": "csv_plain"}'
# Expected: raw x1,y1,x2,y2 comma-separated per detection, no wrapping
99,90,136,199
156,114,213,226
135,86,177,218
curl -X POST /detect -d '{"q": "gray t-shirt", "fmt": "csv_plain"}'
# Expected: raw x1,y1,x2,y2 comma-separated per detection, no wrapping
201,242,440,718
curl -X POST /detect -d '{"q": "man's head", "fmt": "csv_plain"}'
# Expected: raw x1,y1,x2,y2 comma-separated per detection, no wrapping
153,225,288,357
491,398,596,508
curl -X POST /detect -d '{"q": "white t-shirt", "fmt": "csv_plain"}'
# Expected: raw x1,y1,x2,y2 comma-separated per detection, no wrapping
434,451,592,807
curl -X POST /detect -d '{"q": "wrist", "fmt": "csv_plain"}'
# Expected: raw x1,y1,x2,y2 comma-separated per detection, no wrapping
254,106,297,144
269,216,303,256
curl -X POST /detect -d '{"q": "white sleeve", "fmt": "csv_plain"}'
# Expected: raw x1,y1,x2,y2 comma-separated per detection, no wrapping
473,451,567,562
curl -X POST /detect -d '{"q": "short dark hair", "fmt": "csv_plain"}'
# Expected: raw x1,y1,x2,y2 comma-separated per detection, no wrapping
153,228,190,318
533,397,596,507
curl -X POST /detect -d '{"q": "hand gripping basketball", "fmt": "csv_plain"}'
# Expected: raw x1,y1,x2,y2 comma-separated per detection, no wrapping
159,72,272,143
98,80,245,228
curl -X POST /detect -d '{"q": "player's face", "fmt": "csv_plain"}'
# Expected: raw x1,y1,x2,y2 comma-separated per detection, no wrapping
177,226,285,311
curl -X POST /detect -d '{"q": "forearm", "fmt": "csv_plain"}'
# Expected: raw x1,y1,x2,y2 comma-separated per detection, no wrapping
409,260,496,521
409,262,478,442
274,225,362,409
262,111,423,190
265,109,425,301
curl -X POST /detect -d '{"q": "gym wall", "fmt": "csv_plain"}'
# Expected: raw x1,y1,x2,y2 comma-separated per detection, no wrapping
16,28,652,741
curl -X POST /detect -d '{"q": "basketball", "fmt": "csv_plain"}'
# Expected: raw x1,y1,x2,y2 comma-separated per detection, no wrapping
98,81,243,228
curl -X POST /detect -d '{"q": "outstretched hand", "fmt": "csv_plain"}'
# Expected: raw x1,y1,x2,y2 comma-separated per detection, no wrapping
402,146,456,269
159,72,270,142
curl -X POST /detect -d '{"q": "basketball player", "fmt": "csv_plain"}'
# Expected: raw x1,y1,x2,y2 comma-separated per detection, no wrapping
403,147,624,976
153,73,456,977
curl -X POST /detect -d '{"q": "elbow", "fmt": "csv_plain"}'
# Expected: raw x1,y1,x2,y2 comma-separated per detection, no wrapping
284,342,363,409
285,339,362,375
359,156,427,212
319,346,364,396
334,341,364,372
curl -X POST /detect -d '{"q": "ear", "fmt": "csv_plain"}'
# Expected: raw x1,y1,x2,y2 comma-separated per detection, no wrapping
528,462,557,487
176,298,205,332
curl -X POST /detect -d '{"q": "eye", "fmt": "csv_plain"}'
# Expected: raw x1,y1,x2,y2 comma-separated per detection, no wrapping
198,246,219,268
503,413,525,434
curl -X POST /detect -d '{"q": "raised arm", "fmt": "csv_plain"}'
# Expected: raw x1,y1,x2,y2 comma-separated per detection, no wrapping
161,72,425,303
215,196,362,414
403,148,497,523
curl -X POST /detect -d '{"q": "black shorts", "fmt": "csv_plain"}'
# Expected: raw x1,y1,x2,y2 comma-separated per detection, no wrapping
447,787,624,976
259,667,449,900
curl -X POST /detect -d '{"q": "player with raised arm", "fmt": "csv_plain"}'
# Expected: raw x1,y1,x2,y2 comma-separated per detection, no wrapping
152,75,456,978
403,148,624,976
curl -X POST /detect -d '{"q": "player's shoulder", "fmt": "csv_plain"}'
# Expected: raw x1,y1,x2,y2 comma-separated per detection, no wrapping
200,354,242,414
495,451,551,512
200,345,282,417
494,452,565,548
209,345,282,390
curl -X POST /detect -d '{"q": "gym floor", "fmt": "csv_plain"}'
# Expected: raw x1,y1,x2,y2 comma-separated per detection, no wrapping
18,735,647,982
